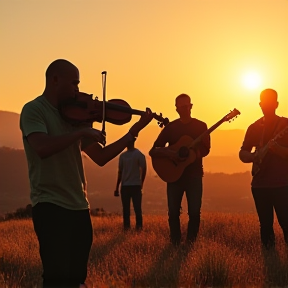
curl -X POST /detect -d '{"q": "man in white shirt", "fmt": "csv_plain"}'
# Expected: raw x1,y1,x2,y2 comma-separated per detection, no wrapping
114,138,147,231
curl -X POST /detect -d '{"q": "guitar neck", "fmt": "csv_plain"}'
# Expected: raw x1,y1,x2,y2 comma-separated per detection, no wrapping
260,125,288,156
189,118,226,148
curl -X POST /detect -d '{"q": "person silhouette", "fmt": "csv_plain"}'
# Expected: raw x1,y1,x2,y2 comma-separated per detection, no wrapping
149,93,210,246
20,59,153,287
239,88,288,249
114,138,147,231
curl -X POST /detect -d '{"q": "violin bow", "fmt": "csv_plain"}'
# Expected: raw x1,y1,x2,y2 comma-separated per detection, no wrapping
101,71,107,146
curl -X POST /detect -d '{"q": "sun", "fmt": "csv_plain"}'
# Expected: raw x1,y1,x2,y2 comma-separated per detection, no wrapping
242,71,261,90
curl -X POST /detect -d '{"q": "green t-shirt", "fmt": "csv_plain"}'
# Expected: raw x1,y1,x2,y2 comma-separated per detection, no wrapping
20,95,90,210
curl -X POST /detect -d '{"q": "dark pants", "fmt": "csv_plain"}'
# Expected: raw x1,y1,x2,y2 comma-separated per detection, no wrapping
32,202,93,288
120,185,142,230
167,177,203,245
252,186,288,249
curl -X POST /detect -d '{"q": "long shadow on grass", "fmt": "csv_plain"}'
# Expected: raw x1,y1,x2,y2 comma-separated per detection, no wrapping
136,243,192,288
89,229,128,266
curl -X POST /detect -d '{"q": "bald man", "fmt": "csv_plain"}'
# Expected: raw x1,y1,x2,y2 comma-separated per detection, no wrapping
239,88,288,250
149,94,210,246
20,59,153,288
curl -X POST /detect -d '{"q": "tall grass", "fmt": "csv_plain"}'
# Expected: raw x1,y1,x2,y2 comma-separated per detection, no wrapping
0,213,287,288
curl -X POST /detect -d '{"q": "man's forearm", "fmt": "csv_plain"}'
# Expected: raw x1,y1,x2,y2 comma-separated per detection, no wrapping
239,150,255,163
141,170,146,184
84,132,135,166
27,130,83,159
115,172,122,189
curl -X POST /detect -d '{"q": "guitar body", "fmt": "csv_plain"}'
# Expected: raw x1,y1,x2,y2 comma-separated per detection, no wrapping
151,109,241,183
152,135,197,183
251,146,268,176
251,160,261,176
251,163,259,176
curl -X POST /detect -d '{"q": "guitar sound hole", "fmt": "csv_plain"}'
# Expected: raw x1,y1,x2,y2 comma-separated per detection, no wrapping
178,147,189,158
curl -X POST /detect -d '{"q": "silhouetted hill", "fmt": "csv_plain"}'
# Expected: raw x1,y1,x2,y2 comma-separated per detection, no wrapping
0,111,22,149
0,147,30,213
0,147,255,215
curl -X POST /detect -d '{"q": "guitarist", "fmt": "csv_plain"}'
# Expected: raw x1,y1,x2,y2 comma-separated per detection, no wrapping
239,88,288,249
149,94,210,246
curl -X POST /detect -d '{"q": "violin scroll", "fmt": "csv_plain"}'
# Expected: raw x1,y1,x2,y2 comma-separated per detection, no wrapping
154,112,169,128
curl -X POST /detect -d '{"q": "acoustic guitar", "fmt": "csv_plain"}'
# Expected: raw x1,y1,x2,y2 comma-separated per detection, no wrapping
152,109,241,183
252,125,288,176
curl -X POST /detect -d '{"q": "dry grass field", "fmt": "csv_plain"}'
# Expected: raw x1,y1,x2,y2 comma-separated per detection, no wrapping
1,212,288,288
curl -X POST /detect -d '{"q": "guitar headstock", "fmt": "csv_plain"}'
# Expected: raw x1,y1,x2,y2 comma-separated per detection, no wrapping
223,108,241,123
152,112,170,128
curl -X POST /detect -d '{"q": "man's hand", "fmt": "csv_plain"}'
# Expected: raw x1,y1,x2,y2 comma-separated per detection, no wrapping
129,108,154,137
239,149,257,163
81,127,106,145
114,189,120,197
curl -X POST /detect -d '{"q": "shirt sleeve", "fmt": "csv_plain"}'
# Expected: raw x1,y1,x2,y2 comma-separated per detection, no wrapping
276,118,288,147
20,102,48,137
139,153,147,170
240,125,255,152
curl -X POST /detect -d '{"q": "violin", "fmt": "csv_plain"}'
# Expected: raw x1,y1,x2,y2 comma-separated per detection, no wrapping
60,92,169,128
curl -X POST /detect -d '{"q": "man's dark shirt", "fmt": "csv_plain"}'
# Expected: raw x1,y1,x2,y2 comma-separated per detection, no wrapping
152,118,210,179
241,116,288,188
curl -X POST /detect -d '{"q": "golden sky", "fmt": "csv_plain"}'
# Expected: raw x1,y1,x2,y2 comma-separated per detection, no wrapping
1,0,288,138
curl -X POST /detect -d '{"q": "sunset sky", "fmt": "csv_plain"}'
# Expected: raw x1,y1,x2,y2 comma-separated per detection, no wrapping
1,0,287,141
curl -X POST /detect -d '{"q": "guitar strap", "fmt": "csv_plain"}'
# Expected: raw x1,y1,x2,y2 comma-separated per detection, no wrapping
259,117,282,148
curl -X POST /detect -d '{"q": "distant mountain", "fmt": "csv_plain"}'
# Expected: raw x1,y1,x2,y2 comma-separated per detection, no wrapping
0,110,250,173
0,147,255,216
0,111,23,149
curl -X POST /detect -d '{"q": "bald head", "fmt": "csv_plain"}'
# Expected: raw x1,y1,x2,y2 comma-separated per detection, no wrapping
43,59,80,106
175,93,191,106
45,59,77,79
259,88,278,117
260,88,278,102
